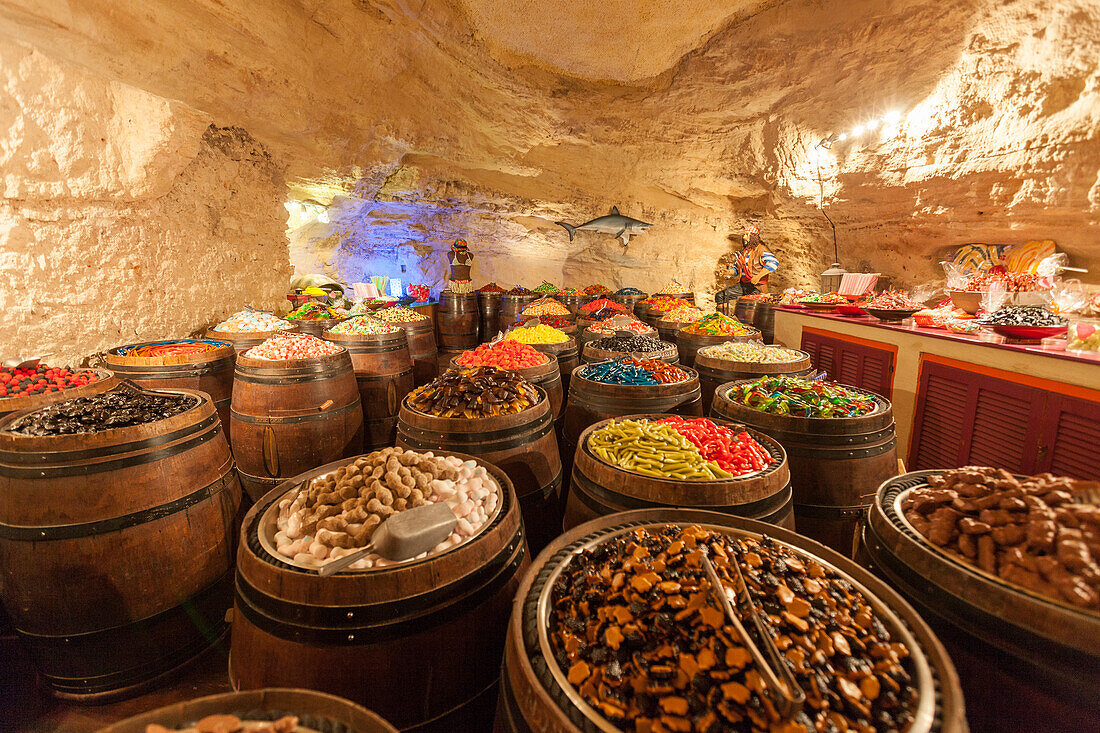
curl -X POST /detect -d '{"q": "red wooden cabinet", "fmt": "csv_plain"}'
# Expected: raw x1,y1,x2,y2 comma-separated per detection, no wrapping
800,328,895,398
909,357,1100,480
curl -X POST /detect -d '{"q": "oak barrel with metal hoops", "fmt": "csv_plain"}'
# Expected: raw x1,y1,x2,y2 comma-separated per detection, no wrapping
561,367,703,474
495,509,967,733
562,414,794,531
231,454,527,733
399,317,439,387
753,302,777,344
100,688,398,733
864,470,1100,732
323,329,415,451
529,337,580,396
478,290,504,342
437,291,479,350
582,339,679,365
231,349,364,503
555,294,589,314
693,347,813,413
105,339,235,441
712,380,897,557
676,324,761,368
0,384,241,701
501,293,538,325
653,315,692,345
396,389,562,555
734,296,760,325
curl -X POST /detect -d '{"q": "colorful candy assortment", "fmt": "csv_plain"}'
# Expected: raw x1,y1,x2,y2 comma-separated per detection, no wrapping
587,418,733,480
699,342,803,363
586,317,652,335
662,305,704,323
642,296,690,314
455,341,548,369
515,314,573,329
286,302,342,320
656,279,690,294
579,298,627,314
327,316,398,335
407,367,540,418
799,292,847,305
407,284,430,301
779,288,817,304
533,282,559,293
557,287,586,297
866,290,922,310
962,270,1043,292
584,284,612,295
246,332,342,361
681,312,754,336
578,357,687,385
654,415,774,475
521,298,572,316
0,365,100,400
213,310,292,332
729,376,876,418
506,324,569,344
375,307,429,323
122,340,222,357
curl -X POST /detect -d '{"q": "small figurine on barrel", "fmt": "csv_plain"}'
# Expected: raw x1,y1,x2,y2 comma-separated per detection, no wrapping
446,238,475,294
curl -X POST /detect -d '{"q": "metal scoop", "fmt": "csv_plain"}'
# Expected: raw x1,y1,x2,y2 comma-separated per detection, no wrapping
701,548,806,719
317,502,458,577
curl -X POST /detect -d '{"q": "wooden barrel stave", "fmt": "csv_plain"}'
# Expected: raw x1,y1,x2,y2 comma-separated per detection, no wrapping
230,454,528,732
204,326,299,357
396,393,563,555
324,330,415,451
753,302,776,344
501,294,538,325
712,380,897,557
529,339,579,395
231,351,364,503
0,387,241,700
105,341,235,441
438,292,480,350
400,319,439,387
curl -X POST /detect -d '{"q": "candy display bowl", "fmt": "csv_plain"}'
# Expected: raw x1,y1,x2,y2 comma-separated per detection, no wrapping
989,324,1068,340
947,289,982,314
866,307,922,323
836,304,868,316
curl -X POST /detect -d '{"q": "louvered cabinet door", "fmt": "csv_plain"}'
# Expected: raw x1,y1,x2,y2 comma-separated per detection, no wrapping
910,360,1047,472
1035,393,1100,480
799,330,894,397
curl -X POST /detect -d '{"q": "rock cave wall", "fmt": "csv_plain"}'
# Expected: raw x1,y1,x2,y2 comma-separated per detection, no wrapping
0,40,290,363
0,0,1097,349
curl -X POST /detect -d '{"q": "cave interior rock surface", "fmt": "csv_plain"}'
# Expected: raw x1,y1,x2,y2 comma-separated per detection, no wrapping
1,0,1098,361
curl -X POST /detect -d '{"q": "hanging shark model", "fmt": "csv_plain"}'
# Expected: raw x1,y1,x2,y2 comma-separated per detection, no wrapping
556,207,653,245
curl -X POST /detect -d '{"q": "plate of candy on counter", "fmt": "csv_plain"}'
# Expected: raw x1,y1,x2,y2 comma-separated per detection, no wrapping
981,304,1068,340
864,290,924,322
797,292,847,311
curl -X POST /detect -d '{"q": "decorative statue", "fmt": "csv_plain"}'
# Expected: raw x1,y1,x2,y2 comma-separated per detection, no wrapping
714,226,779,307
446,238,475,294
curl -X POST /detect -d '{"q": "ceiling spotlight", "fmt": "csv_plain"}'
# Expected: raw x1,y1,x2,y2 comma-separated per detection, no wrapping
883,109,902,124
866,119,880,130
837,132,848,141
852,125,864,136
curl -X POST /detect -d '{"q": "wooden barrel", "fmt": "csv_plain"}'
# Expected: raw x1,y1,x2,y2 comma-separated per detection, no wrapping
694,347,813,413
676,325,761,368
561,368,703,469
497,508,967,733
753,302,777,344
610,292,646,313
477,291,504,342
438,291,479,349
230,453,527,733
501,294,537,325
105,340,235,441
436,348,465,376
205,325,299,356
865,470,1100,731
289,318,345,337
582,340,679,364
734,296,760,324
633,300,650,321
555,294,589,314
397,391,562,555
668,291,695,304
230,350,364,503
449,354,563,422
529,338,579,395
0,385,241,701
100,689,398,733
323,330,415,451
712,380,897,557
653,315,694,344
0,367,118,422
563,414,794,531
399,318,439,387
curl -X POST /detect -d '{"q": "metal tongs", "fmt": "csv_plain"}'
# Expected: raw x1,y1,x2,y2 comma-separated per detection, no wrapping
701,546,806,720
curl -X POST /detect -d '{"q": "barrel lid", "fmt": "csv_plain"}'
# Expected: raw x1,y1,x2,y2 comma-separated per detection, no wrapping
868,470,1100,654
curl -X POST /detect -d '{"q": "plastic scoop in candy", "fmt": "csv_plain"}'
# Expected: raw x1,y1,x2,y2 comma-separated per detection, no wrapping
317,502,458,576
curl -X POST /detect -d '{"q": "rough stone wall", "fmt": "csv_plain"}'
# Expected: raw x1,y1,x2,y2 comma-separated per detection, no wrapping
1,0,1097,322
0,41,290,364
